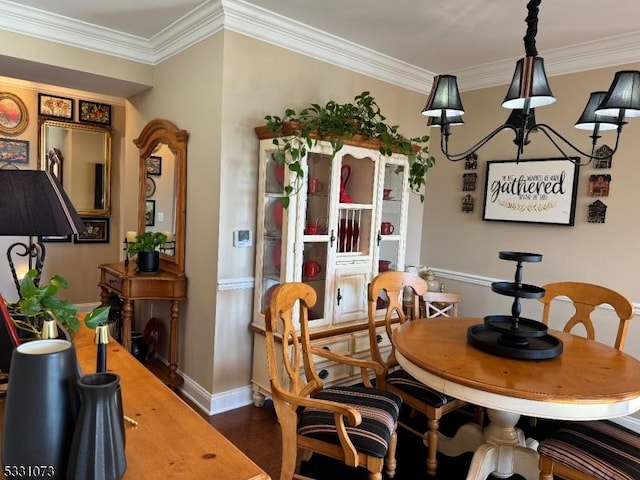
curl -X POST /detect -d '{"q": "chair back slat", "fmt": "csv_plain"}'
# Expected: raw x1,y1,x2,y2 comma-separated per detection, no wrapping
265,283,321,401
421,291,462,318
539,281,634,351
367,272,428,374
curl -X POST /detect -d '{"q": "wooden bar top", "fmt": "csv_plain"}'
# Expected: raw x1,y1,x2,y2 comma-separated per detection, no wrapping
1,325,270,480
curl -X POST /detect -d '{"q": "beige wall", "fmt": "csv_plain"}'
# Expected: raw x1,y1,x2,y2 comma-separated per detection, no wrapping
0,81,124,304
421,63,640,354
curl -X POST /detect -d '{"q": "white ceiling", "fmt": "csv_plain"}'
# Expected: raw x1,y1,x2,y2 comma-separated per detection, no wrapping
2,0,640,96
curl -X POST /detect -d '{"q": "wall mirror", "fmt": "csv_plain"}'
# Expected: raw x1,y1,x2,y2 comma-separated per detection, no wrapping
134,118,188,275
39,119,112,216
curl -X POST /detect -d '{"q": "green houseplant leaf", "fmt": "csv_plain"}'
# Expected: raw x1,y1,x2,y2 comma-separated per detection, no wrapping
126,232,168,256
264,91,435,207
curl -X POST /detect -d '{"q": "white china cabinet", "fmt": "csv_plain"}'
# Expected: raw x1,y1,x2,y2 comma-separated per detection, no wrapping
251,127,411,406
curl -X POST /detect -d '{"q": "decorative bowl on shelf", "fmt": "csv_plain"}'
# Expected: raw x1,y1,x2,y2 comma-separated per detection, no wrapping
379,260,391,272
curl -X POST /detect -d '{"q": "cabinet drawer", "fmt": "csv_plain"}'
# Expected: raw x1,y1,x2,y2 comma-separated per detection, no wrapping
353,327,391,354
313,362,351,384
103,272,123,293
310,337,351,365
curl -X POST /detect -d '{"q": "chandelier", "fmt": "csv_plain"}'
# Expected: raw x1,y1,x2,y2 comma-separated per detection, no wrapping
421,0,640,165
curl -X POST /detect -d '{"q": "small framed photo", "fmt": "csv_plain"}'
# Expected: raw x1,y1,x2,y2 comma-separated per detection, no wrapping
38,234,72,243
78,100,111,126
38,93,74,120
145,200,156,226
146,155,162,176
0,138,29,165
74,218,110,244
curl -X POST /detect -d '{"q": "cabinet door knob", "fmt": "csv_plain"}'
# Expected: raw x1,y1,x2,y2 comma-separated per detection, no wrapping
336,288,342,306
330,229,336,248
376,334,383,344
318,369,329,380
322,346,331,351
377,231,382,246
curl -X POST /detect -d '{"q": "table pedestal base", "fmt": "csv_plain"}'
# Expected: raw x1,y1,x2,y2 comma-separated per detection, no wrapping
434,409,539,480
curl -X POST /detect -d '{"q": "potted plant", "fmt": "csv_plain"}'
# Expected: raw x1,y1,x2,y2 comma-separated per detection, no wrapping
263,91,435,207
5,269,109,338
126,231,168,273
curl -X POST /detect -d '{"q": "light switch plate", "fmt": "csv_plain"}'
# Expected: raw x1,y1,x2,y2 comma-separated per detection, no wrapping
233,229,252,247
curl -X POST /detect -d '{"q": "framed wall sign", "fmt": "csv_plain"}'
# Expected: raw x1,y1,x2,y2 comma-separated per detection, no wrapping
482,158,579,226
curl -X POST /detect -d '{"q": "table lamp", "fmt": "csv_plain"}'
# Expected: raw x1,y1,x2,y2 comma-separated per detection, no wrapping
0,170,85,296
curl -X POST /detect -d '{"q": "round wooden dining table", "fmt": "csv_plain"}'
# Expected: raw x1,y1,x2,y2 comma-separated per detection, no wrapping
393,317,640,480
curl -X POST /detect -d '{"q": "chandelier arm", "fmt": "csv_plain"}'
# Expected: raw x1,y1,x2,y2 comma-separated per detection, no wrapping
523,0,541,56
535,123,622,162
440,124,512,162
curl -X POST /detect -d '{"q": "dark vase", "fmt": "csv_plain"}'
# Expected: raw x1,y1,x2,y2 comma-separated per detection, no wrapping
137,251,159,273
3,339,80,479
66,373,127,480
130,331,148,362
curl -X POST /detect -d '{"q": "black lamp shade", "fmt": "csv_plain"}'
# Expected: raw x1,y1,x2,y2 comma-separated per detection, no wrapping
428,114,464,128
0,170,85,236
575,92,619,131
503,56,556,109
595,70,640,118
422,75,464,117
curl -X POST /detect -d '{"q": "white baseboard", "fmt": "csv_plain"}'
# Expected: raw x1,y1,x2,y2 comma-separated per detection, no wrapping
179,375,255,416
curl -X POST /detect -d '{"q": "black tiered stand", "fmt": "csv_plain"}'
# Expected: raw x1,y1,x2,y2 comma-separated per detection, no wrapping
467,251,563,360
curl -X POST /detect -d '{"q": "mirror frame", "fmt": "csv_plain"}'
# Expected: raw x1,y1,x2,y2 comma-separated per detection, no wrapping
134,118,188,275
39,119,112,217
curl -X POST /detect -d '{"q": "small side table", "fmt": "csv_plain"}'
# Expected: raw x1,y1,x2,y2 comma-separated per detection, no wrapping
98,261,186,386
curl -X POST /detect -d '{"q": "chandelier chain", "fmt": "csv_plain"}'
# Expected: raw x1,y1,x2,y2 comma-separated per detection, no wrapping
523,0,541,57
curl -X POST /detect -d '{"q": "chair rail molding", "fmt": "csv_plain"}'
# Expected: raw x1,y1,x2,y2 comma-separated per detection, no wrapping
218,277,255,291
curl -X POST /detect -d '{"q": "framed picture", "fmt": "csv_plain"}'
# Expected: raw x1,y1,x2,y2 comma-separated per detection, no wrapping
78,100,111,126
38,93,74,120
145,176,156,197
146,155,162,176
145,200,156,226
38,234,72,243
74,218,110,244
0,138,29,165
0,92,29,134
482,158,579,226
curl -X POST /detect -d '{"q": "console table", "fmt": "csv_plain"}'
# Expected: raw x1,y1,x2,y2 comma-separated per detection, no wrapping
0,324,270,480
98,261,186,384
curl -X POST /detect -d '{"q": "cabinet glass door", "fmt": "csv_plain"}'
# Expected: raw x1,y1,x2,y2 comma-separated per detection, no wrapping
302,152,333,322
336,153,375,258
377,161,408,273
260,151,286,314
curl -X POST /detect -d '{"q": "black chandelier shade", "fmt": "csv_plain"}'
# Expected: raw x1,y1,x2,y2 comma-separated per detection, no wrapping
422,74,464,118
574,92,618,131
420,0,640,164
0,170,85,236
502,56,555,109
596,70,640,118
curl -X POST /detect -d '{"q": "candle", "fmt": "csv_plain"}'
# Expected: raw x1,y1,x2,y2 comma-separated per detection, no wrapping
126,231,137,243
162,231,173,248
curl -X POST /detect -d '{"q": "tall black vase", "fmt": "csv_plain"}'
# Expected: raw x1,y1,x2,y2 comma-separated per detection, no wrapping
66,373,127,480
2,339,80,480
137,251,159,273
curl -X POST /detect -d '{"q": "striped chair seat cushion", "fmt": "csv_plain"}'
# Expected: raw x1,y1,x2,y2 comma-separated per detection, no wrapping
386,368,455,408
298,386,402,458
538,420,640,480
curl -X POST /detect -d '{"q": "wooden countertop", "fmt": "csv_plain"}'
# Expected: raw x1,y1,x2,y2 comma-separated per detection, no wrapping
1,325,270,480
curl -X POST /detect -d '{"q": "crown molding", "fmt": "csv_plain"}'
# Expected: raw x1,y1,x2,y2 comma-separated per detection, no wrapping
1,0,639,96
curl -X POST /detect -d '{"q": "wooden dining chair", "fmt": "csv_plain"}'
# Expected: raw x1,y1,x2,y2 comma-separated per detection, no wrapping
264,282,402,480
367,271,470,477
539,281,634,350
420,291,462,318
537,281,638,479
